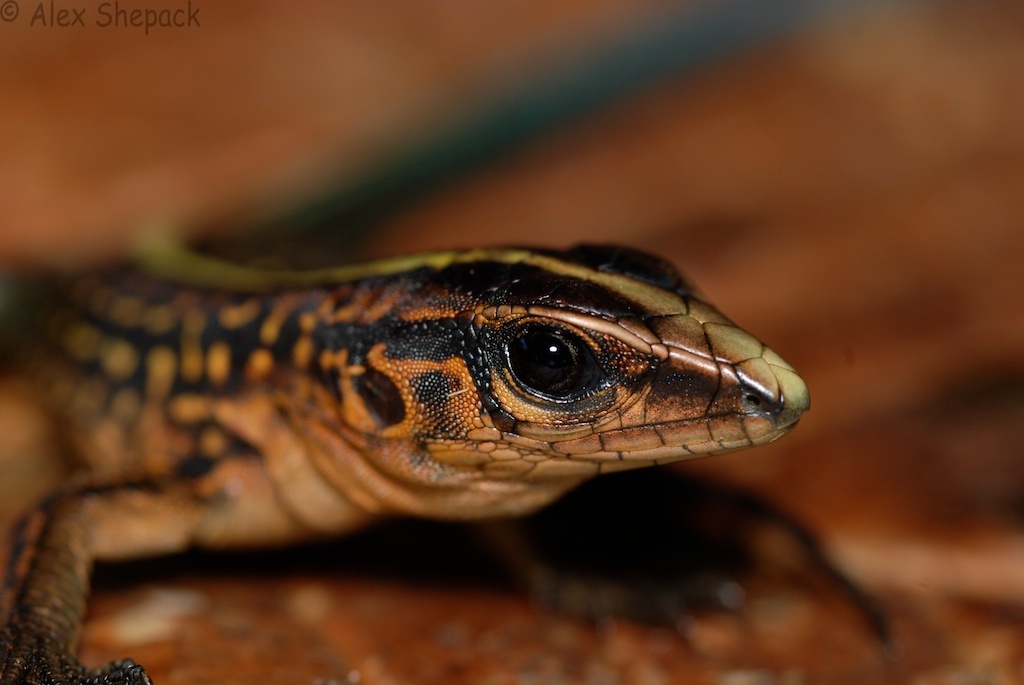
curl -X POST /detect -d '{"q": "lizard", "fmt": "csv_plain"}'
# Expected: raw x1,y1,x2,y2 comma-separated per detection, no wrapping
0,243,809,684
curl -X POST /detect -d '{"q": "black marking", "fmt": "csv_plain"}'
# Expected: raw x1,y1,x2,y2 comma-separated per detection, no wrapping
177,454,218,479
563,245,692,293
459,321,515,431
425,262,642,320
267,301,314,362
322,365,343,403
354,367,406,429
647,368,719,414
384,319,465,363
410,370,464,437
319,318,467,367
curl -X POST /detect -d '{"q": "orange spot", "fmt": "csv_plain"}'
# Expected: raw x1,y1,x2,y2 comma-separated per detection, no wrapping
206,342,232,386
218,299,261,330
259,317,281,345
167,394,212,424
292,336,314,368
180,309,207,383
245,348,274,381
100,338,139,381
199,426,228,457
145,347,178,400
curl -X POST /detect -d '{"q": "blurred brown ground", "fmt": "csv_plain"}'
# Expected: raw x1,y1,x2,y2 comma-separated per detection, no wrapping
2,1,1024,683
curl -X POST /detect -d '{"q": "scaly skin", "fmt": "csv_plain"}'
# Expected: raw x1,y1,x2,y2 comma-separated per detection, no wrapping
1,245,808,684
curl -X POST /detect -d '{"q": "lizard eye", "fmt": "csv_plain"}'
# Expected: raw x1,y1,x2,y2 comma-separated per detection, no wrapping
506,323,602,400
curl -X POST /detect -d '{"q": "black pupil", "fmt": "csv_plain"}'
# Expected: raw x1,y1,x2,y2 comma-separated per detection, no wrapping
507,325,599,399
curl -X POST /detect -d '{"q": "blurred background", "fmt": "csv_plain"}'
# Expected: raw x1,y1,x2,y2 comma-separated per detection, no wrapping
2,0,1024,682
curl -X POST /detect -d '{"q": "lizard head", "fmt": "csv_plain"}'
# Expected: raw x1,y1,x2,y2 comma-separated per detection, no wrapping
312,245,808,519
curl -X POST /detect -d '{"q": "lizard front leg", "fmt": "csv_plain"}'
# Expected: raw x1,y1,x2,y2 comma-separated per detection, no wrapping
0,449,319,685
0,479,202,685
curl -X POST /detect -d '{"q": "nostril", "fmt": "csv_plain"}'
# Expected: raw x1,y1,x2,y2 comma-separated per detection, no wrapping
739,381,781,417
736,361,809,432
735,367,790,421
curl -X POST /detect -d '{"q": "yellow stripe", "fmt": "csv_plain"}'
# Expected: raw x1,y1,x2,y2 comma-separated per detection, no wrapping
135,243,689,316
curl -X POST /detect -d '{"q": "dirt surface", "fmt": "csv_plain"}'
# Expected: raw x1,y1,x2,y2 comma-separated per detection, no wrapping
3,1,1024,683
